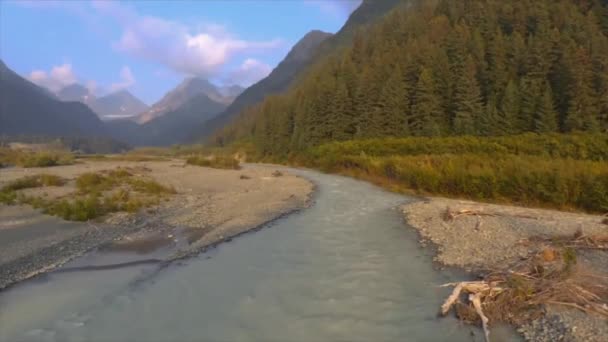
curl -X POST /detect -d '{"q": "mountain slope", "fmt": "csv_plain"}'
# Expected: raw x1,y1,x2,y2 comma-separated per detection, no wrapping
136,77,228,123
57,83,95,103
0,60,108,137
107,93,226,146
92,90,149,119
188,30,333,141
215,0,608,155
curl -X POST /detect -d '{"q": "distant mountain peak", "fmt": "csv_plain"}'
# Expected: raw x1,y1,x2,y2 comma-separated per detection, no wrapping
135,77,230,124
94,90,149,120
57,83,95,104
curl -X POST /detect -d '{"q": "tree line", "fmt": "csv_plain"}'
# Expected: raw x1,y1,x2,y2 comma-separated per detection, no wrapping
214,0,608,156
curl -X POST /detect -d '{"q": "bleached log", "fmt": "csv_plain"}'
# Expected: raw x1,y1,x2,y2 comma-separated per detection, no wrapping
441,282,464,315
470,292,491,342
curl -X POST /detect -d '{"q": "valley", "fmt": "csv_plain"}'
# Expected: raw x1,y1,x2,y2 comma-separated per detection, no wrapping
1,0,607,341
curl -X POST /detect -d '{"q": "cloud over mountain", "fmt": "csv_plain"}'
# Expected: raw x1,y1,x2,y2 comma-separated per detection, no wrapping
110,66,136,92
92,1,282,84
28,64,135,95
28,63,77,92
225,59,273,87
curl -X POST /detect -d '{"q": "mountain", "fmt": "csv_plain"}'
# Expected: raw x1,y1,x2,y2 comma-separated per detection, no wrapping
92,90,149,119
136,77,230,123
0,60,108,137
55,84,148,120
107,93,226,146
57,83,95,104
188,29,334,141
220,85,245,98
313,0,405,56
214,0,608,155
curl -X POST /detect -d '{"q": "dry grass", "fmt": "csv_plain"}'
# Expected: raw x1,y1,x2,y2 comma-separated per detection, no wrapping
4,167,176,221
186,155,240,170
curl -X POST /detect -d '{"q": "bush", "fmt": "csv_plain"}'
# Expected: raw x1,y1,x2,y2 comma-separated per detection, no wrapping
309,133,608,161
295,134,608,213
128,178,176,195
17,152,75,168
186,155,240,170
2,167,177,221
2,174,65,192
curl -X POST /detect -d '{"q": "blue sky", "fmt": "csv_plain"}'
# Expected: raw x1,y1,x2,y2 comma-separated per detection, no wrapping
0,0,360,104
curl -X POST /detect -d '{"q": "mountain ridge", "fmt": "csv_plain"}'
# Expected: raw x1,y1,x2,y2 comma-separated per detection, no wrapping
187,29,334,142
0,60,108,138
135,77,238,124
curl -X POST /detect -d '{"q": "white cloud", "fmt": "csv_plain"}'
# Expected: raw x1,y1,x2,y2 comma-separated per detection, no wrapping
91,1,282,79
226,58,272,86
110,66,136,91
28,63,77,91
28,64,133,94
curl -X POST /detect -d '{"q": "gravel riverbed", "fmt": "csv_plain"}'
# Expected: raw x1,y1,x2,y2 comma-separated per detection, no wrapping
0,161,313,291
402,198,608,342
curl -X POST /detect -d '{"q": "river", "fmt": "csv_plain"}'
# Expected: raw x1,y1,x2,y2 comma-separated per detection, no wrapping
0,169,517,342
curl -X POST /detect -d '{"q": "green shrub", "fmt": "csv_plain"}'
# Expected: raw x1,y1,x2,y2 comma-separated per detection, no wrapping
293,134,608,213
186,155,240,169
309,133,608,161
2,174,65,192
17,152,75,168
2,167,177,221
128,178,176,195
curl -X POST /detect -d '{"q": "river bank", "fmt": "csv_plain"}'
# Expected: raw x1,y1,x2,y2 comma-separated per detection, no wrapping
0,161,313,290
402,197,608,341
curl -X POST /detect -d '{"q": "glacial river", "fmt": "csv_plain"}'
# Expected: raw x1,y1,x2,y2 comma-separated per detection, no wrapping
0,169,517,342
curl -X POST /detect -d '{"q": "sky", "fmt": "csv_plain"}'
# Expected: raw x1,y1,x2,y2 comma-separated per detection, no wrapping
0,0,361,105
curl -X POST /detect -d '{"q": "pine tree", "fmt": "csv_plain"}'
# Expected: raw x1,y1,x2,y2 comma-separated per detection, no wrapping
477,96,502,136
375,65,410,136
565,48,600,132
453,56,483,135
411,68,442,136
534,83,559,133
499,80,520,134
519,76,543,132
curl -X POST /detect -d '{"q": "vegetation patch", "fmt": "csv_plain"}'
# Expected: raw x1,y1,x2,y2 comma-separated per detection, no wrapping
186,155,240,170
0,147,75,168
0,174,66,204
290,134,608,213
3,167,175,221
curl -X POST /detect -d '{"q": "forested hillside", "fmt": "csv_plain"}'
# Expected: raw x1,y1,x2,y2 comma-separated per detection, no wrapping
215,0,608,155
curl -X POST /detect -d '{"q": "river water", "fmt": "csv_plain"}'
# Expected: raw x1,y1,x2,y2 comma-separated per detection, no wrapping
0,169,517,342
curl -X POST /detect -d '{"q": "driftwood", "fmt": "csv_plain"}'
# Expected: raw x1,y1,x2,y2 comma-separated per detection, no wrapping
443,207,539,222
440,281,503,342
440,232,608,342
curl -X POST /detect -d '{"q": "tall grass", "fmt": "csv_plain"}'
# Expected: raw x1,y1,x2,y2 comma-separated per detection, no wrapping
294,134,608,213
3,168,176,221
186,155,241,170
0,174,66,204
0,147,75,167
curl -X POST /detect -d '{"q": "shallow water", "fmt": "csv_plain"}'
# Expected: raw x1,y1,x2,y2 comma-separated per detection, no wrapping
0,169,519,342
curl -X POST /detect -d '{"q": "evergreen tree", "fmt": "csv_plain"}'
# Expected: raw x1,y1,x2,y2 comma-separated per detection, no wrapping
411,68,442,136
534,84,559,133
565,48,600,132
499,80,520,134
453,56,483,135
214,0,608,155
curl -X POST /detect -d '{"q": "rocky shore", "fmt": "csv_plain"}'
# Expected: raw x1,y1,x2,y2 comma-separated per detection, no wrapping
402,197,608,342
0,161,313,291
